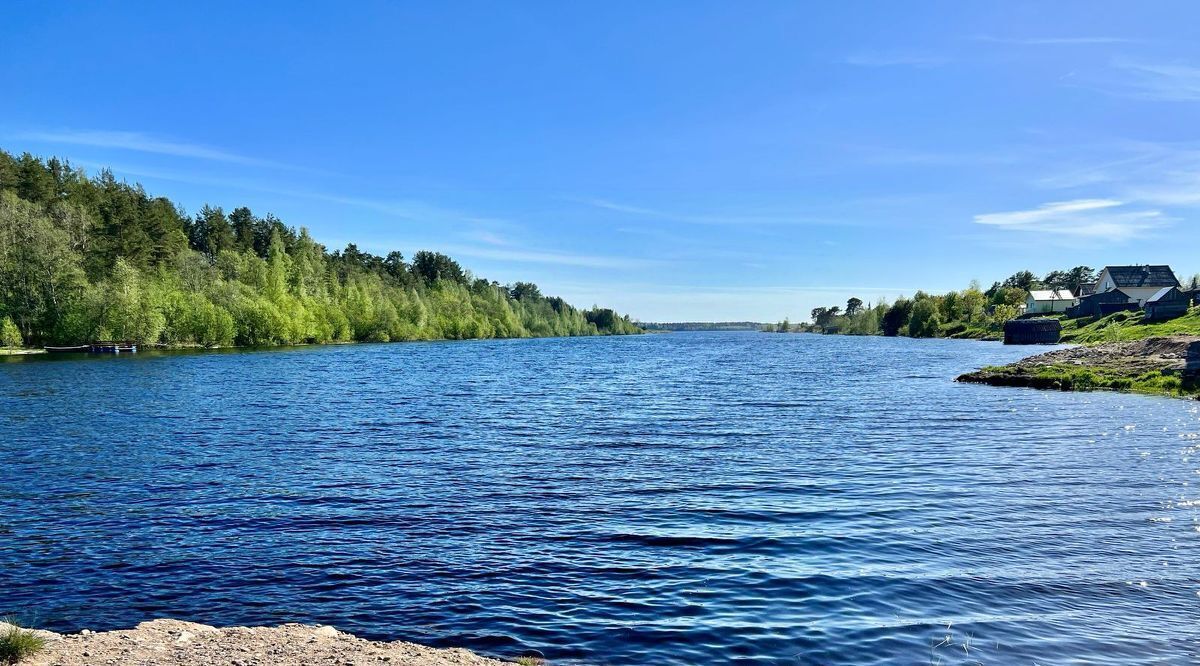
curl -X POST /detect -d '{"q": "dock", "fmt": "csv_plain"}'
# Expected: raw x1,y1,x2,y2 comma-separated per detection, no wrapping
44,341,138,354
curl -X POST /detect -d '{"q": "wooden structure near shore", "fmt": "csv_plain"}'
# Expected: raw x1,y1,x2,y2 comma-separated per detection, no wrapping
1004,318,1062,345
44,341,138,354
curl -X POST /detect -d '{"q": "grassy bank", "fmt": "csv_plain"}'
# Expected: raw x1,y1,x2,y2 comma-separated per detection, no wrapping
963,363,1197,398
958,336,1200,400
1060,308,1200,344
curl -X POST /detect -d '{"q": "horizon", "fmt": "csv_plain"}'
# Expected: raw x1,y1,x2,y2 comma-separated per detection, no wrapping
5,2,1200,321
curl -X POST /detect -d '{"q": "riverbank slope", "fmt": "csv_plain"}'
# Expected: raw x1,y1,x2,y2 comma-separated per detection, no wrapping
957,336,1200,399
5,619,511,666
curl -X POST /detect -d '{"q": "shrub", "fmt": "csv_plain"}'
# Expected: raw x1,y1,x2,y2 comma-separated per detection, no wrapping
0,317,21,348
0,621,46,664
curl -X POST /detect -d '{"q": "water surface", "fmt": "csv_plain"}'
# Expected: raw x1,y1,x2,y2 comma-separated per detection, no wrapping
2,333,1198,664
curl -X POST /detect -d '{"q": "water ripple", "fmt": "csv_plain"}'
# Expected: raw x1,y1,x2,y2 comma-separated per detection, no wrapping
1,332,1199,664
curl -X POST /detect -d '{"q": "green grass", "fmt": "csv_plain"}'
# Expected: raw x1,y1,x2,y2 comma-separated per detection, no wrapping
515,657,545,666
0,621,46,665
972,363,1198,398
1061,307,1200,344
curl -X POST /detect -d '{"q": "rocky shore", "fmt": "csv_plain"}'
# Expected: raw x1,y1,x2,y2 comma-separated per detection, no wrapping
957,336,1200,399
5,619,511,666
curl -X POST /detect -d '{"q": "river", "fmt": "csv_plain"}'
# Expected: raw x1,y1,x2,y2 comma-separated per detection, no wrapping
1,332,1197,664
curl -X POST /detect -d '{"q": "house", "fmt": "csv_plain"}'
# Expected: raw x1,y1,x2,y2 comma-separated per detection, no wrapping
1144,287,1192,321
1068,289,1137,319
1076,282,1097,298
1025,289,1075,314
1094,265,1180,306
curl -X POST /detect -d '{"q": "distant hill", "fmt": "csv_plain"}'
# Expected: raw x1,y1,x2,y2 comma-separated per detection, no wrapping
638,322,765,331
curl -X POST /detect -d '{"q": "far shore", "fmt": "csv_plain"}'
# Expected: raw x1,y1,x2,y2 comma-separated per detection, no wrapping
0,331,651,359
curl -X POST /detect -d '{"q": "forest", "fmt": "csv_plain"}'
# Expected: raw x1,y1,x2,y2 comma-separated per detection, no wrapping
0,150,640,349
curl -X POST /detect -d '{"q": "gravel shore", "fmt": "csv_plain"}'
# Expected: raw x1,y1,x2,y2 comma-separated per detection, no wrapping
6,619,510,666
957,335,1200,398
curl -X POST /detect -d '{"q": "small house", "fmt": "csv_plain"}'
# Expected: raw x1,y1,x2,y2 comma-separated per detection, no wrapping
1025,289,1075,314
1068,289,1136,319
1144,287,1192,321
1095,265,1180,305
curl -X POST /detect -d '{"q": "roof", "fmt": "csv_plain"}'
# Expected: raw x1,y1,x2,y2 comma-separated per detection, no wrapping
1028,289,1074,301
1077,282,1097,297
1100,265,1179,289
1147,286,1185,303
1080,288,1131,303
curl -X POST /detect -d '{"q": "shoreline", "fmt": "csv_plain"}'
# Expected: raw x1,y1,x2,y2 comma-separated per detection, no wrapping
4,619,521,666
957,335,1200,400
0,329,645,359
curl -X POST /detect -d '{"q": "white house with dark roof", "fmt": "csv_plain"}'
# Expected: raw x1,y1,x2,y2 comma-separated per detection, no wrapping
1025,289,1075,314
1095,265,1180,305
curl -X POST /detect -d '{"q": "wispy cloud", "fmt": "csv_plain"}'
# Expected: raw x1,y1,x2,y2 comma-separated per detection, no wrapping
847,146,1022,167
14,129,303,170
461,229,511,247
970,34,1137,46
843,52,948,68
973,198,1168,240
582,198,866,227
1033,139,1200,209
438,244,658,270
69,159,484,225
1094,60,1200,101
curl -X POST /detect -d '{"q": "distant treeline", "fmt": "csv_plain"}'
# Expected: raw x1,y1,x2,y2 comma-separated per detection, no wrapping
772,266,1195,340
639,321,764,331
0,150,641,348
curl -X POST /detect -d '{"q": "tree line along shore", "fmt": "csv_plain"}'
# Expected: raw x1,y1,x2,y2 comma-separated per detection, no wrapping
0,151,640,352
764,266,1200,400
769,266,1200,344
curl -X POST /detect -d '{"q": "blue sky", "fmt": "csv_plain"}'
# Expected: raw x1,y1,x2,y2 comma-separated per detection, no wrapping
3,2,1199,322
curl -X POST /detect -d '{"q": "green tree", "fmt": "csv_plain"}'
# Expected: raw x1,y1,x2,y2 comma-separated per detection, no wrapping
907,298,942,338
1001,270,1040,292
881,298,913,337
0,316,22,347
0,192,86,343
1043,266,1095,294
410,250,465,284
845,297,863,317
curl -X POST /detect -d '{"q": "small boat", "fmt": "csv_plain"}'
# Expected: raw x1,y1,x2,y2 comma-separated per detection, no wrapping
44,345,91,353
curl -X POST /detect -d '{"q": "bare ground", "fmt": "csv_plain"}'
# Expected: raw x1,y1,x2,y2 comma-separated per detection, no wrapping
957,336,1200,398
983,336,1198,375
6,619,511,666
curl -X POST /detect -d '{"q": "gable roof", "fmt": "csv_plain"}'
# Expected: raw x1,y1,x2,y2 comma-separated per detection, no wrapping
1100,265,1179,289
1080,288,1131,303
1147,286,1185,303
1077,282,1097,297
1028,289,1074,301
